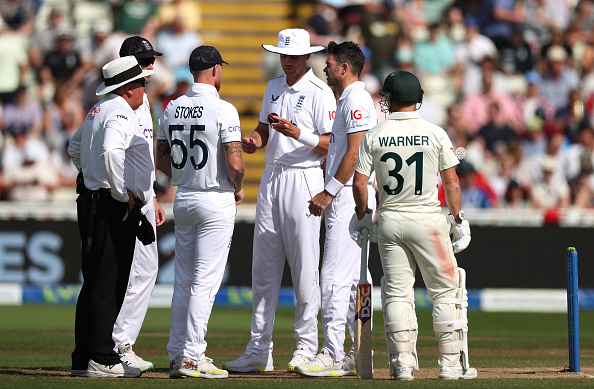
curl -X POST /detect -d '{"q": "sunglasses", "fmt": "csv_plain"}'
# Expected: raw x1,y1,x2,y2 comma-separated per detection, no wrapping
138,57,155,67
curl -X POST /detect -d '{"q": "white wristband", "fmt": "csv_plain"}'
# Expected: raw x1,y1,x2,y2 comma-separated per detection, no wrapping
296,132,319,149
324,177,344,197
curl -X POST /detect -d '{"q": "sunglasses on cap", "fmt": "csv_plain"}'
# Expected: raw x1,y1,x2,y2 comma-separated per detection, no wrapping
138,57,156,67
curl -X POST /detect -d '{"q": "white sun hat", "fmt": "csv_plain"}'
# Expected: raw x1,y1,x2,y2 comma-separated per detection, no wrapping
96,56,154,96
262,29,325,56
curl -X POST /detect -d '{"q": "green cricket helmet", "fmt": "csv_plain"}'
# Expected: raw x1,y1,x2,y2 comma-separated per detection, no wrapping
380,70,424,103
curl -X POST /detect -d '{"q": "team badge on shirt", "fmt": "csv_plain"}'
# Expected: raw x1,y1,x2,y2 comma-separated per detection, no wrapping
295,95,305,114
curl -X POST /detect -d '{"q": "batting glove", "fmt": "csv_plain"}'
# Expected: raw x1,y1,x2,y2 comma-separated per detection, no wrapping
448,214,471,253
349,209,374,247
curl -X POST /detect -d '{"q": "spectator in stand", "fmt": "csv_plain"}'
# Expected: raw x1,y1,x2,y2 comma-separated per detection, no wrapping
555,89,588,143
559,123,594,183
499,26,534,75
50,138,80,201
515,70,556,132
41,29,86,89
568,151,594,207
521,117,548,159
453,14,498,95
501,179,531,208
305,0,343,48
477,0,525,51
156,14,202,74
1,124,58,201
523,0,565,52
1,85,43,138
42,83,85,150
530,155,571,209
361,0,400,78
157,0,202,32
413,22,455,76
0,0,36,36
0,15,28,104
451,160,497,208
110,0,158,36
540,45,580,112
161,67,193,113
569,0,594,44
29,8,69,73
459,70,520,135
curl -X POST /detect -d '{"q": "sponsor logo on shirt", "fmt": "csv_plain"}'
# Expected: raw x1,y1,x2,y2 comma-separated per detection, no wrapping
294,95,305,114
271,94,280,102
329,133,335,143
350,110,362,120
86,107,100,120
329,111,336,120
116,114,128,120
227,125,240,133
143,128,153,138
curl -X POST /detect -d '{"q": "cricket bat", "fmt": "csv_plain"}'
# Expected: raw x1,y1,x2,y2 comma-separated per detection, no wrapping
354,228,373,379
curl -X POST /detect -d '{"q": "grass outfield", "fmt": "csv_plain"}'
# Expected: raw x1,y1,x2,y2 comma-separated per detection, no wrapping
0,305,592,388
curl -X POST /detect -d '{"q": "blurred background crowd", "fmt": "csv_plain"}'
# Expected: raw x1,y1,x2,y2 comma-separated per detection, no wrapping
1,0,594,216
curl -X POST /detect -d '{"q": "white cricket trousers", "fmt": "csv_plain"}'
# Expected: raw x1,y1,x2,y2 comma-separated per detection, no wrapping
167,188,236,361
320,184,375,362
246,164,323,355
378,211,459,367
113,199,158,349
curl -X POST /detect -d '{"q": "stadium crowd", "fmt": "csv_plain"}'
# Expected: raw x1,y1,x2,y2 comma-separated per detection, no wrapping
2,0,594,213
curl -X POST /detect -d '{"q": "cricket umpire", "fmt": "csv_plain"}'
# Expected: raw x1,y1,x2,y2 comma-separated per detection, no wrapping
351,70,477,380
112,36,166,372
156,45,244,379
224,28,336,373
68,56,154,378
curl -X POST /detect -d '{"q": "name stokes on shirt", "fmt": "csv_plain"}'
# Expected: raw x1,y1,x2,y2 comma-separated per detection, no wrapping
378,135,429,147
175,106,204,119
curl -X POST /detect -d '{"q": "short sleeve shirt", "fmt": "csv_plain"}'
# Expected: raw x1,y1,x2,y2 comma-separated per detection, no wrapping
157,83,241,191
326,81,377,185
259,69,336,168
356,111,459,213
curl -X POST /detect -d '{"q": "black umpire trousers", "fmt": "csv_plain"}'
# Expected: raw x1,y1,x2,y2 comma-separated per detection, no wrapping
71,189,137,370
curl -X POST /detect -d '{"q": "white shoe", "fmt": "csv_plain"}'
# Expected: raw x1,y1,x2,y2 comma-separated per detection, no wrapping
86,359,141,378
178,356,228,379
118,343,154,372
341,354,356,376
223,352,274,372
439,364,478,379
169,355,183,379
295,348,352,377
288,345,314,372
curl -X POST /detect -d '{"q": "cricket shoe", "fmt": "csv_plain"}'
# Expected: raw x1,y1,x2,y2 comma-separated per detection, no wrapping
86,359,141,378
178,356,228,379
223,352,274,372
438,364,478,380
169,355,183,378
288,345,315,372
394,366,415,380
118,343,154,372
342,354,356,375
295,348,353,377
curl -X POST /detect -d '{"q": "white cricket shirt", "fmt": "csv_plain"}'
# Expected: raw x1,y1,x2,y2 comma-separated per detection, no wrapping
325,81,377,185
69,94,154,204
259,69,336,168
356,111,459,213
135,93,156,198
157,83,241,191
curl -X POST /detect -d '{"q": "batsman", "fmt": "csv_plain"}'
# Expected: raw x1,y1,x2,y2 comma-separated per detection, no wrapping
351,70,477,380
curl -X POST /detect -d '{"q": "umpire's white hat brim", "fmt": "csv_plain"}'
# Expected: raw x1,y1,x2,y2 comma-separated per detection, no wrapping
96,56,154,96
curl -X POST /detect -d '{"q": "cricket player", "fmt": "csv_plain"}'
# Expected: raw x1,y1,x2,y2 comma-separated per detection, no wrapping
156,46,244,379
112,36,165,372
351,70,477,380
296,41,377,377
224,29,336,373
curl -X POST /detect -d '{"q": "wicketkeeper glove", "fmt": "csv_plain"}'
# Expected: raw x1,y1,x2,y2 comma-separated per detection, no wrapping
349,209,377,247
448,214,471,253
